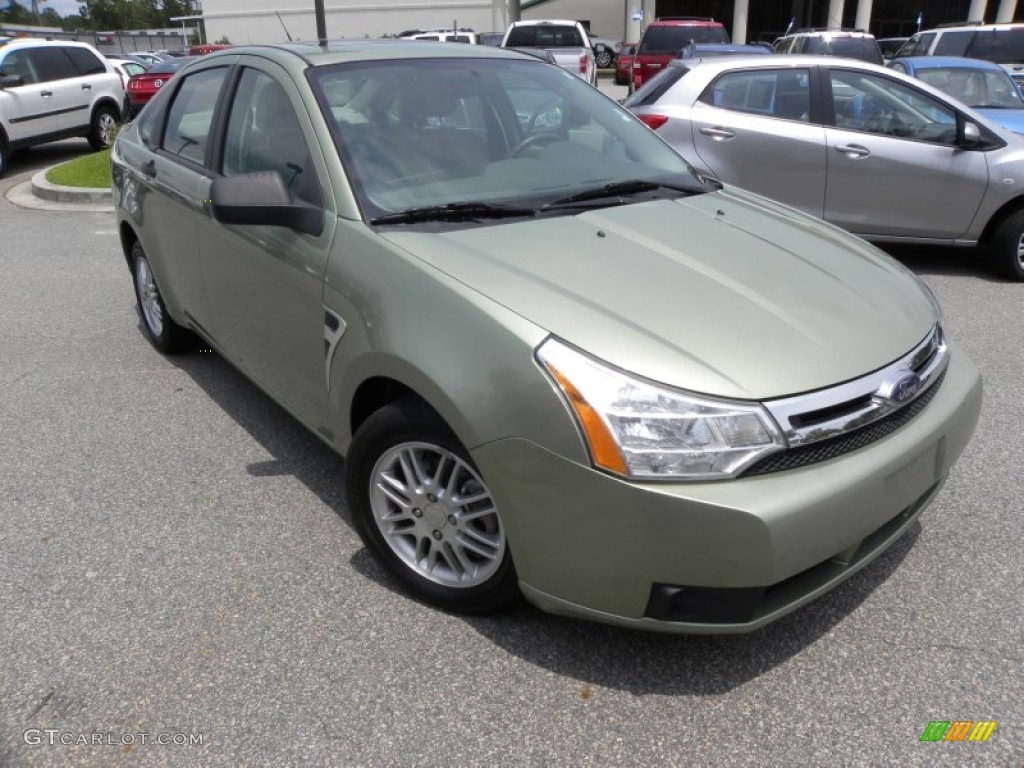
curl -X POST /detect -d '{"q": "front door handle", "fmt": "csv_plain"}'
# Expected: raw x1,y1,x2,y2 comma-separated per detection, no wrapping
82,83,92,90
41,90,53,97
699,126,736,140
835,143,871,158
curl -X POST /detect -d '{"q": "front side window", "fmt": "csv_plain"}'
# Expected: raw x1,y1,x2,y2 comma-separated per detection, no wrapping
222,68,320,206
0,50,36,83
830,70,958,143
897,32,934,57
162,67,227,166
699,68,811,122
310,58,703,225
934,30,974,56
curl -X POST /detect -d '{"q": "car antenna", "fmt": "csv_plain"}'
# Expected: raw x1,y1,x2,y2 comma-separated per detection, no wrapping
315,0,328,47
275,11,293,42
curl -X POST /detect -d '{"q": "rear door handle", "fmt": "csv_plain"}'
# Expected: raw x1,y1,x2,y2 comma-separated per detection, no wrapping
835,143,871,158
699,126,735,140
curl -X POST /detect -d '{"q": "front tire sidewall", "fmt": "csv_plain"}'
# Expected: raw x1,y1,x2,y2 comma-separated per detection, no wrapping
990,210,1024,281
345,400,519,614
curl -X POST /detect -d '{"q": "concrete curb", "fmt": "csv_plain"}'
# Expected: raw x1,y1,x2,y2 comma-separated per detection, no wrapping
31,169,113,204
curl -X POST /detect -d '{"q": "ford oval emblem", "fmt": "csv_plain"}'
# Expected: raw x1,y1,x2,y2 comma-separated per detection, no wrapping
877,371,922,405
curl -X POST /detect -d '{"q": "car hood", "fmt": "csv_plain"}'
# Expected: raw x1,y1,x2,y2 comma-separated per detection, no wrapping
975,107,1024,134
381,188,937,400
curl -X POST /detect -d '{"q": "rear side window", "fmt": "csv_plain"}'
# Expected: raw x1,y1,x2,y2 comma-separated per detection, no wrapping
505,26,584,47
63,47,106,75
639,25,729,55
965,28,1024,63
699,68,811,121
162,67,228,166
934,30,974,56
25,47,77,82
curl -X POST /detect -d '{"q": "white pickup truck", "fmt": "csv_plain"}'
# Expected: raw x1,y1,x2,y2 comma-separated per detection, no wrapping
502,19,597,85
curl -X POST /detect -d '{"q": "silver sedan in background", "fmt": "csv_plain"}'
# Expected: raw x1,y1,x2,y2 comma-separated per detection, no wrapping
624,55,1024,280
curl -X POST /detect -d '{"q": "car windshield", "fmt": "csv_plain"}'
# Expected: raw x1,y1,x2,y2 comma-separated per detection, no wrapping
917,65,1024,108
310,58,705,225
639,26,729,55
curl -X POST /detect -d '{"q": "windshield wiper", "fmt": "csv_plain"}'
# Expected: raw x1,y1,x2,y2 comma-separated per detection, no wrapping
541,180,698,210
370,202,536,225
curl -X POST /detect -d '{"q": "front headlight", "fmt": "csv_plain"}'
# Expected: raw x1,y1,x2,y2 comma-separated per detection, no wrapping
537,338,784,481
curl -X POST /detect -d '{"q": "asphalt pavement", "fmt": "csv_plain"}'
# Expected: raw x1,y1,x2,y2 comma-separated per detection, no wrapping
0,123,1021,767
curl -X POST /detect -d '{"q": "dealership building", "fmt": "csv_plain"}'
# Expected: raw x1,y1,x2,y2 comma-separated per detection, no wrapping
199,0,1023,48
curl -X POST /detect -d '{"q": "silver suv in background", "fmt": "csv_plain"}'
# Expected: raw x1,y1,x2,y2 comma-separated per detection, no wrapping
773,29,884,65
0,38,123,176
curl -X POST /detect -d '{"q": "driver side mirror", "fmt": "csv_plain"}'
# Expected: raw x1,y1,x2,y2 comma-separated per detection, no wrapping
0,74,25,89
958,120,983,148
211,172,323,236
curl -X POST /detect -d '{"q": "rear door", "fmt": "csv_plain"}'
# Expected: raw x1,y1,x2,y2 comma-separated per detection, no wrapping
822,67,989,239
689,66,827,218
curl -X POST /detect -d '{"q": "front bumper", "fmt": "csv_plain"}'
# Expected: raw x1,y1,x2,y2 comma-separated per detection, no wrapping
471,341,982,633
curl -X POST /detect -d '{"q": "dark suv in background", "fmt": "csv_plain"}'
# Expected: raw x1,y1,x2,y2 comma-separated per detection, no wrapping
630,17,729,91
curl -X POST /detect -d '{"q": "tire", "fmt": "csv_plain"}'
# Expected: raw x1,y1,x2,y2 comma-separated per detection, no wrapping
988,209,1024,281
88,104,119,151
345,397,519,614
131,241,191,352
0,136,7,178
595,49,613,69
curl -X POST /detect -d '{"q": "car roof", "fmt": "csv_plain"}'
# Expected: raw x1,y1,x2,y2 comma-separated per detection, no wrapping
0,38,98,50
650,18,722,27
895,55,1005,71
199,39,536,68
508,19,578,27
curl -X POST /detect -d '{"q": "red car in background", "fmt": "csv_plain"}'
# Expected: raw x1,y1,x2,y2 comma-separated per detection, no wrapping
125,56,197,118
615,43,637,84
630,18,729,92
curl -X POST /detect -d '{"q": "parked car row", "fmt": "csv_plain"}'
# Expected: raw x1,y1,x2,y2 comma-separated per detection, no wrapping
110,40,981,635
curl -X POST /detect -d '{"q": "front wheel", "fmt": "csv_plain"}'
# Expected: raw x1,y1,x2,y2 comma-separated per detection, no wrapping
345,397,519,613
988,209,1024,281
88,104,119,150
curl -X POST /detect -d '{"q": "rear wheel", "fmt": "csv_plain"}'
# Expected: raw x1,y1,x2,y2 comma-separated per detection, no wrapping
345,397,519,613
131,241,191,352
88,104,119,150
0,136,7,178
988,209,1024,281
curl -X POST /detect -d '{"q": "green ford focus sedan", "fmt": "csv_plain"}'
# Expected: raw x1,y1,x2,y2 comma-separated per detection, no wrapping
110,41,982,633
